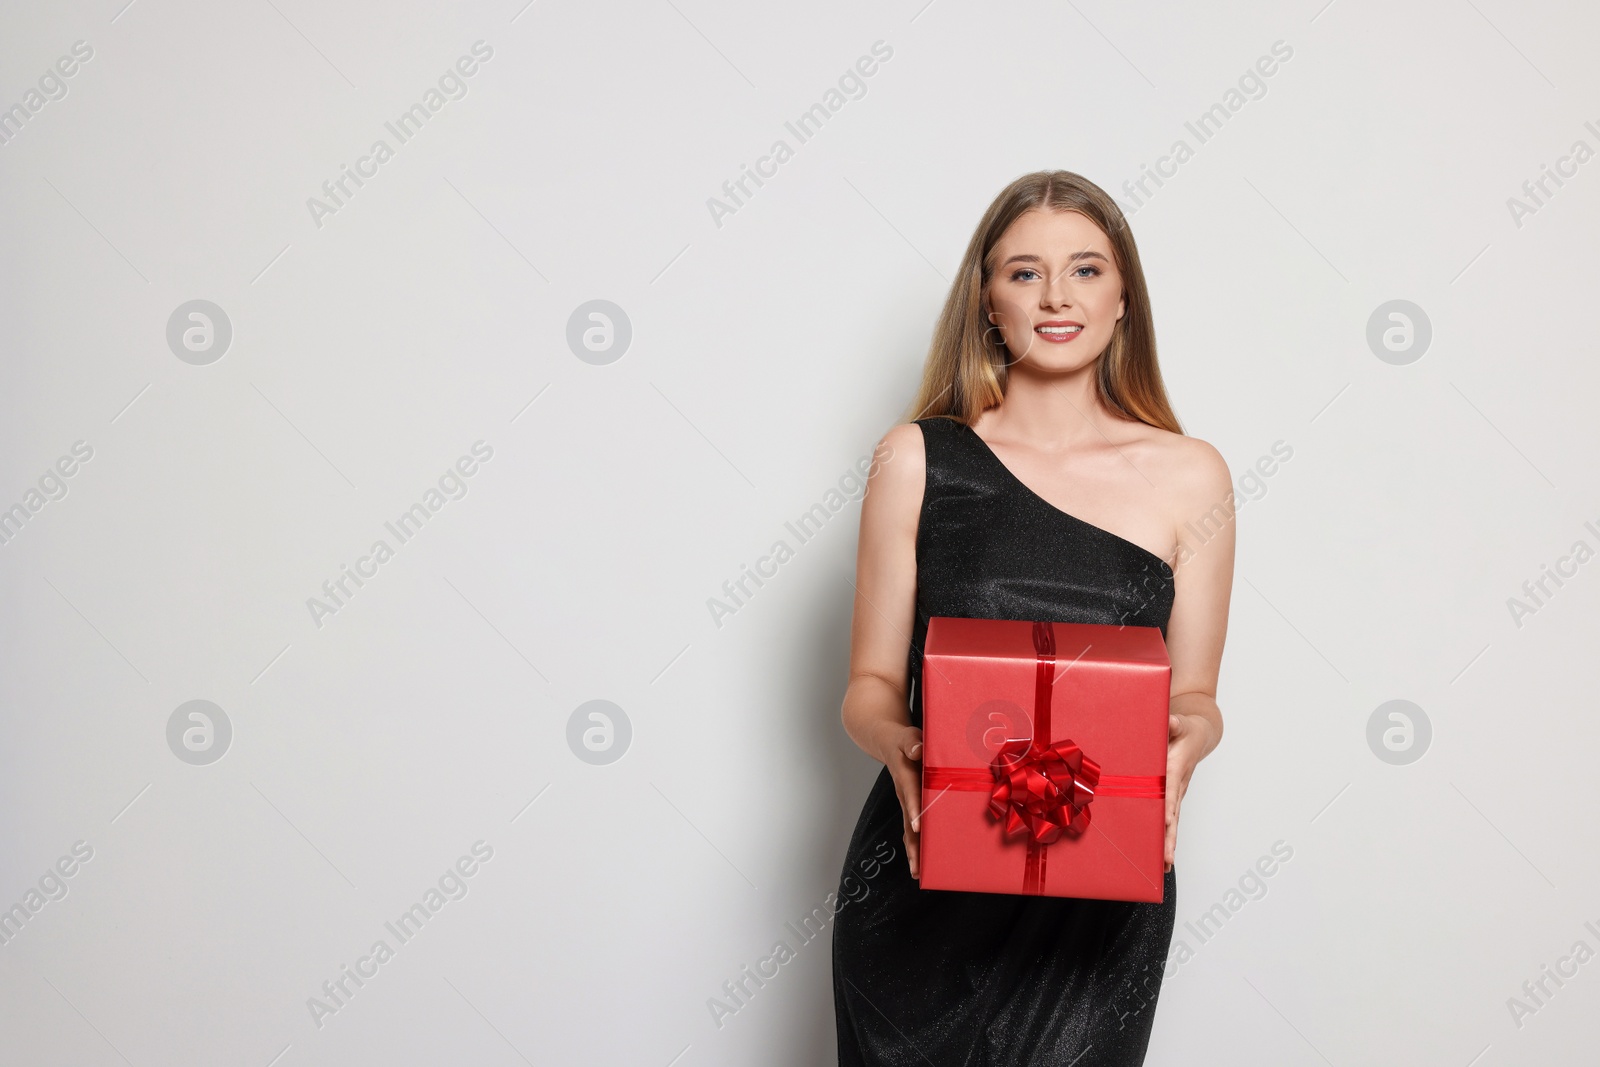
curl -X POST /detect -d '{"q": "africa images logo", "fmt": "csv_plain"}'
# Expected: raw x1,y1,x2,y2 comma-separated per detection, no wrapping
305,41,495,229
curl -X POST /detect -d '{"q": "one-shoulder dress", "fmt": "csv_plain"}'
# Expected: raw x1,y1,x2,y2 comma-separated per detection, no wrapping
832,416,1178,1066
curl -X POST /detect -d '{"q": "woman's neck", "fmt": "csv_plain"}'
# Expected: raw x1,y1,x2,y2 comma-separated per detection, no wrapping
975,359,1116,451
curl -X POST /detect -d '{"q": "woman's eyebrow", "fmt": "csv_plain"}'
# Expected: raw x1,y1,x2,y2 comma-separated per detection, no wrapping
997,250,1109,268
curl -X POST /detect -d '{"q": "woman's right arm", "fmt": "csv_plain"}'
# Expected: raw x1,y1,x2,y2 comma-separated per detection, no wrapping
840,422,927,877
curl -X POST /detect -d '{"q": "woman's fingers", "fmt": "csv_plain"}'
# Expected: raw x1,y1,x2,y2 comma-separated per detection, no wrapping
883,726,924,878
891,764,922,877
897,765,922,834
898,732,924,831
897,789,920,878
1164,796,1180,870
1164,721,1186,874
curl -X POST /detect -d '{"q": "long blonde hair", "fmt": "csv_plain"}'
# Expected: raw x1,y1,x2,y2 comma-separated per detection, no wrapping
905,170,1182,434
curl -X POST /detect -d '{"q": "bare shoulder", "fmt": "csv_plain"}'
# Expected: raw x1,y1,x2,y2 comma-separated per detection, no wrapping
877,421,927,477
1168,433,1232,505
1120,423,1232,510
876,422,928,495
865,422,927,524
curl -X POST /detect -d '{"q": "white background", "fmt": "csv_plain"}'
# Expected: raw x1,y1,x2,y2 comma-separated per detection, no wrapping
1,1,1596,1064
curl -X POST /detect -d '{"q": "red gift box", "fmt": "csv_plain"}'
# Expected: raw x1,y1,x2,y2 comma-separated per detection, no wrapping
918,617,1170,902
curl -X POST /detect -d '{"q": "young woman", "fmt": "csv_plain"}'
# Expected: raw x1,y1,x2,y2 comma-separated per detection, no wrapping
831,171,1233,1065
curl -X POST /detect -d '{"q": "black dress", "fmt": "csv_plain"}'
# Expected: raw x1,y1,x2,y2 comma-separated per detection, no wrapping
832,416,1178,1067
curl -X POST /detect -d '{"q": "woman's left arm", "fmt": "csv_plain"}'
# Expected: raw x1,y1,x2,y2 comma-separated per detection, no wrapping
1161,440,1237,872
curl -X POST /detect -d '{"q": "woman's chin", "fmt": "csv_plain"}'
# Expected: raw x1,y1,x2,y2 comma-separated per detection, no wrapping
1008,350,1101,376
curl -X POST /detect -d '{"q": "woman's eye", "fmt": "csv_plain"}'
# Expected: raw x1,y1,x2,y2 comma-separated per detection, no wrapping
1010,265,1100,281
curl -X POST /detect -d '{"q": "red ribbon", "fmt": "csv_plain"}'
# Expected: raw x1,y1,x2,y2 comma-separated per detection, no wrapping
924,621,1165,894
988,736,1100,843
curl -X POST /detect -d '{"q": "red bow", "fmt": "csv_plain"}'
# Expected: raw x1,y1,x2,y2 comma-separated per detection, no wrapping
987,737,1102,845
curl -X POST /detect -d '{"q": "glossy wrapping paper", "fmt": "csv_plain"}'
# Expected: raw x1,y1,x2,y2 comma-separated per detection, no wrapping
919,616,1171,903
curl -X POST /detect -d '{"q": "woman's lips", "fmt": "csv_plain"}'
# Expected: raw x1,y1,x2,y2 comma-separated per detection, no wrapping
1033,323,1084,343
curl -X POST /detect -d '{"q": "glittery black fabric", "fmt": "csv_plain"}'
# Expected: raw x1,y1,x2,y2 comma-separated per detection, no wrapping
832,416,1178,1067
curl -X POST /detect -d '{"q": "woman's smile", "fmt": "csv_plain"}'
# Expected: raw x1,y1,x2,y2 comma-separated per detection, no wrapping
1033,319,1085,342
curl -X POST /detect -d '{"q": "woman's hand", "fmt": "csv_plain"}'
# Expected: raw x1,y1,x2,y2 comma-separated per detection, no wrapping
877,723,925,879
1164,712,1213,873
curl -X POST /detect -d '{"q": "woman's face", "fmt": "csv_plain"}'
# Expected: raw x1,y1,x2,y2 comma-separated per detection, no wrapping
983,208,1125,372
